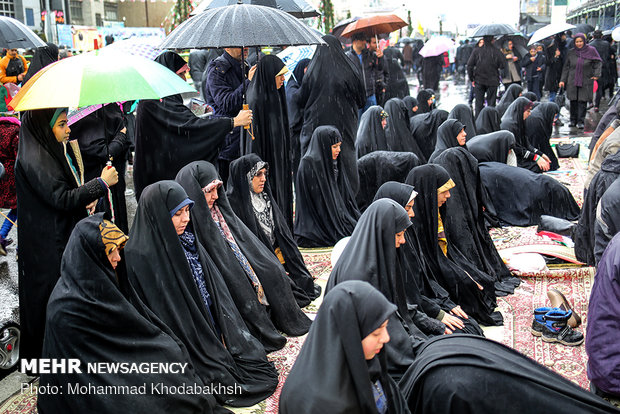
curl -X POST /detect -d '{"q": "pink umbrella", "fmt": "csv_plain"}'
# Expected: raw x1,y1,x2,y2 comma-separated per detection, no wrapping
419,36,455,58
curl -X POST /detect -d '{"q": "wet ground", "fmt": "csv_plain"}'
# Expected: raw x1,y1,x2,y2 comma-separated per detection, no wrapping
0,72,609,403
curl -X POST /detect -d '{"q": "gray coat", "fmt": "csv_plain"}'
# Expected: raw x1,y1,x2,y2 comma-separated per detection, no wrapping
560,49,602,102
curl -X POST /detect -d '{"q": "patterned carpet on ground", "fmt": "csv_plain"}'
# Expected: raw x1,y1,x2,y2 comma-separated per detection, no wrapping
0,142,597,413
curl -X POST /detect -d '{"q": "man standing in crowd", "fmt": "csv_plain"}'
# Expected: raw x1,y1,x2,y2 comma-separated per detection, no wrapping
0,48,28,85
346,32,385,118
368,36,388,106
467,35,505,118
204,47,256,184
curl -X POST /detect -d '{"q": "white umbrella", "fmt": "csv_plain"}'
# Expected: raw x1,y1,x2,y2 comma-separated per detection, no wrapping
277,44,316,82
419,36,455,58
528,23,575,46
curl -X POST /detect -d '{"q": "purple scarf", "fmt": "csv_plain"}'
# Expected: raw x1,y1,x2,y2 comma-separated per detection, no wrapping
573,33,601,88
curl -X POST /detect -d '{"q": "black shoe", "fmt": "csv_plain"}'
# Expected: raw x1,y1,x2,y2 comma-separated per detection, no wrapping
554,119,564,127
568,122,576,128
577,122,584,129
541,309,584,346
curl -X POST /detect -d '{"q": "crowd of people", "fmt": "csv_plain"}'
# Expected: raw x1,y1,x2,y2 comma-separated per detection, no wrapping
1,23,620,413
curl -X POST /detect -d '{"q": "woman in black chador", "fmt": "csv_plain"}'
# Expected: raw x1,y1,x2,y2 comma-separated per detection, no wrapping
406,164,501,326
125,181,278,407
400,334,618,413
227,154,321,302
385,98,423,156
410,109,449,162
71,103,131,232
356,105,389,158
525,101,560,171
500,97,551,173
428,119,467,161
297,34,366,194
176,161,312,343
286,58,311,177
416,89,435,114
295,126,360,247
327,199,427,380
403,96,418,118
356,151,422,212
496,83,523,117
466,131,516,164
475,106,501,134
448,104,477,140
432,148,520,296
133,51,244,199
16,108,119,361
39,214,231,414
246,54,294,229
373,182,484,337
280,281,411,414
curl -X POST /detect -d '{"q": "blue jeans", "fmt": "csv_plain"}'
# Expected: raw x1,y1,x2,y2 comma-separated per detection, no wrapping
359,94,377,120
0,208,16,239
549,91,557,102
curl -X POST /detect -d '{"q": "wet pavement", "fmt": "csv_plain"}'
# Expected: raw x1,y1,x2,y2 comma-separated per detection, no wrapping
0,72,607,402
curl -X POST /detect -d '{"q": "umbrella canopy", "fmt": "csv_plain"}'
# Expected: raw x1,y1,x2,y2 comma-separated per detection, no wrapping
0,16,46,49
574,23,595,35
9,51,195,111
331,16,360,38
498,34,529,57
160,3,325,49
419,36,455,57
471,23,519,37
191,0,319,18
98,37,164,60
398,37,415,44
341,14,407,38
528,22,575,45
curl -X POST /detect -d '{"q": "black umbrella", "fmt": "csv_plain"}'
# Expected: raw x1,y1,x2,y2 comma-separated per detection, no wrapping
497,34,529,58
471,23,520,37
160,2,325,49
331,16,361,38
191,0,320,18
0,16,46,49
398,37,415,44
573,23,595,35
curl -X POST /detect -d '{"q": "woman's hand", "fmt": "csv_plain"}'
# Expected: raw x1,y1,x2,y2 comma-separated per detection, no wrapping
591,77,599,80
86,200,97,215
233,109,252,127
542,154,551,163
558,81,565,89
248,65,257,81
451,305,468,319
441,313,465,332
101,166,119,186
537,157,550,172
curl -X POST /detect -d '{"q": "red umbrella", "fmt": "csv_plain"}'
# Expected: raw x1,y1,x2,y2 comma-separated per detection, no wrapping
341,14,407,38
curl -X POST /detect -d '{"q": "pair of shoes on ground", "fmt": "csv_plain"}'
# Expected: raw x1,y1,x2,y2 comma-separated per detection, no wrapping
531,307,584,346
530,289,584,346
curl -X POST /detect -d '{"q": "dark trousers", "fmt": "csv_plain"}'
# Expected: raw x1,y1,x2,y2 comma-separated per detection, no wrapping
569,100,587,124
474,83,498,118
527,77,541,100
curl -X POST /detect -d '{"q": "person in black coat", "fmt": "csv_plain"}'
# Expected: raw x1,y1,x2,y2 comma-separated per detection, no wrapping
346,32,385,117
39,214,233,414
245,54,294,229
356,105,389,158
299,35,366,195
525,102,560,171
544,34,566,103
475,106,501,134
227,154,321,302
286,58,311,178
134,52,251,199
594,178,620,265
203,48,256,182
70,103,131,232
421,55,443,92
521,45,546,100
189,49,222,96
16,108,119,362
382,47,409,102
466,35,506,118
